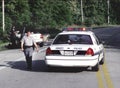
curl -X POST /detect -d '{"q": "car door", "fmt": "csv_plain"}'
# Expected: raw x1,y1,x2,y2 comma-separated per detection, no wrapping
94,34,104,61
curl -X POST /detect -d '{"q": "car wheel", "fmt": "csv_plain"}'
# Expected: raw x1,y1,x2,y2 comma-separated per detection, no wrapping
46,65,54,71
100,53,105,65
92,63,99,72
39,42,44,47
100,57,104,65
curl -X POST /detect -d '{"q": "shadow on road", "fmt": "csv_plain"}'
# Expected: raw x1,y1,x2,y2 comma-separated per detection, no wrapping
93,27,120,49
6,60,93,73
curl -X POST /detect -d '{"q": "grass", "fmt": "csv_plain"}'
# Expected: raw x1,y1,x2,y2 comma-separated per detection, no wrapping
0,41,9,51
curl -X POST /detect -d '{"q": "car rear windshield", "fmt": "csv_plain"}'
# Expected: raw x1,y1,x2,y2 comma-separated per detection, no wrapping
53,34,93,44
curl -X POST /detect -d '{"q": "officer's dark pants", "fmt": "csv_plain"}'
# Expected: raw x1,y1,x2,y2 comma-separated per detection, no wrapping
24,47,34,69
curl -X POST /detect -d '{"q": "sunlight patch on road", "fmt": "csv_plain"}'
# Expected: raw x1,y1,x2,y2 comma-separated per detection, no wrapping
0,47,47,71
96,70,104,88
102,62,114,88
96,62,114,88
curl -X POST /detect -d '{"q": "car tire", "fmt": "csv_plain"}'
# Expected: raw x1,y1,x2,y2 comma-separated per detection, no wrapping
100,57,104,65
100,54,105,65
46,65,54,71
39,42,44,47
92,63,99,72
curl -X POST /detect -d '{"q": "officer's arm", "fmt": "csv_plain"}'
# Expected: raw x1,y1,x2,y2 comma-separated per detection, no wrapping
21,41,24,51
32,37,39,51
21,37,24,51
34,42,39,51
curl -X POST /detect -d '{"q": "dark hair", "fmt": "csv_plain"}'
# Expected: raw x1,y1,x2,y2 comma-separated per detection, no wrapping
26,30,31,33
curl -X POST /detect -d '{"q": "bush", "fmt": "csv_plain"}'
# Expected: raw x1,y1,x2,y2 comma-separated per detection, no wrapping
85,19,93,27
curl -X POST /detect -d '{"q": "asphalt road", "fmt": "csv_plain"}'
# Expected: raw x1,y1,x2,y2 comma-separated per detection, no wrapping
93,26,120,48
0,27,120,88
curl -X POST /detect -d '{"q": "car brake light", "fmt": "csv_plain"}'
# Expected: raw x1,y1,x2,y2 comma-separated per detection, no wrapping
46,47,52,55
86,48,94,56
82,27,86,31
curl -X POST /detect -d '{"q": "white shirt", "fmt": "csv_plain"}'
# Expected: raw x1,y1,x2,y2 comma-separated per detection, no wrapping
21,36,35,46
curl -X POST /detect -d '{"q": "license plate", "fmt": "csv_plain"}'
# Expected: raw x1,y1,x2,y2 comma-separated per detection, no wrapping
64,51,74,56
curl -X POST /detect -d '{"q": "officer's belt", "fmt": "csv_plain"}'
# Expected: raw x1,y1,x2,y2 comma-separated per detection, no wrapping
24,45,33,48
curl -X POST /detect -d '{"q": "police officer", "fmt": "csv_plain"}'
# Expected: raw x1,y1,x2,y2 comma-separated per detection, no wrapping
21,30,39,70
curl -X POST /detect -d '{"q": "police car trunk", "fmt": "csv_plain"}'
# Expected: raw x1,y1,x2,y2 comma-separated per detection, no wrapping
45,31,104,68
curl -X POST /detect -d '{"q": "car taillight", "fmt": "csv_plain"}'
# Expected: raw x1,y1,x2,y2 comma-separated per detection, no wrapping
46,47,52,55
86,48,94,56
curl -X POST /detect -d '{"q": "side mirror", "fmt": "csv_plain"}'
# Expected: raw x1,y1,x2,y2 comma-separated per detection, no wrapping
101,41,105,44
99,40,105,44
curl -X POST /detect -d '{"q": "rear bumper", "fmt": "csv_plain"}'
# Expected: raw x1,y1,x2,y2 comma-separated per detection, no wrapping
45,55,99,67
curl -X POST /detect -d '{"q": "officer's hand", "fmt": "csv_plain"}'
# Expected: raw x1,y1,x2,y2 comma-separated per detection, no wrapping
21,48,24,51
36,48,39,52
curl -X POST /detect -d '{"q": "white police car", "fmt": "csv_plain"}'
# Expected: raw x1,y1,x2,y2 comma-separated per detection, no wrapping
45,28,105,71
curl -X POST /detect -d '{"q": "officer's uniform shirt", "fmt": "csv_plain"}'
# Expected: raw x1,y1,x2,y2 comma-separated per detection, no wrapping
21,35,35,46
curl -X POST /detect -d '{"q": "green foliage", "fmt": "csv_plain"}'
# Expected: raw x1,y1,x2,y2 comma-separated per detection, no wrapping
110,0,120,24
29,0,73,29
1,0,120,38
5,0,31,27
0,12,2,36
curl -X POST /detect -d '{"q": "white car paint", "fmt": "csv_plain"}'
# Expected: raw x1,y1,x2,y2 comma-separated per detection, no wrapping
45,31,105,71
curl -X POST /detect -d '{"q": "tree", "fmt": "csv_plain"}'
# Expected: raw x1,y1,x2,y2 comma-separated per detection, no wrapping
0,12,3,36
110,0,120,24
29,0,73,29
95,0,107,25
1,0,120,37
5,0,31,29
